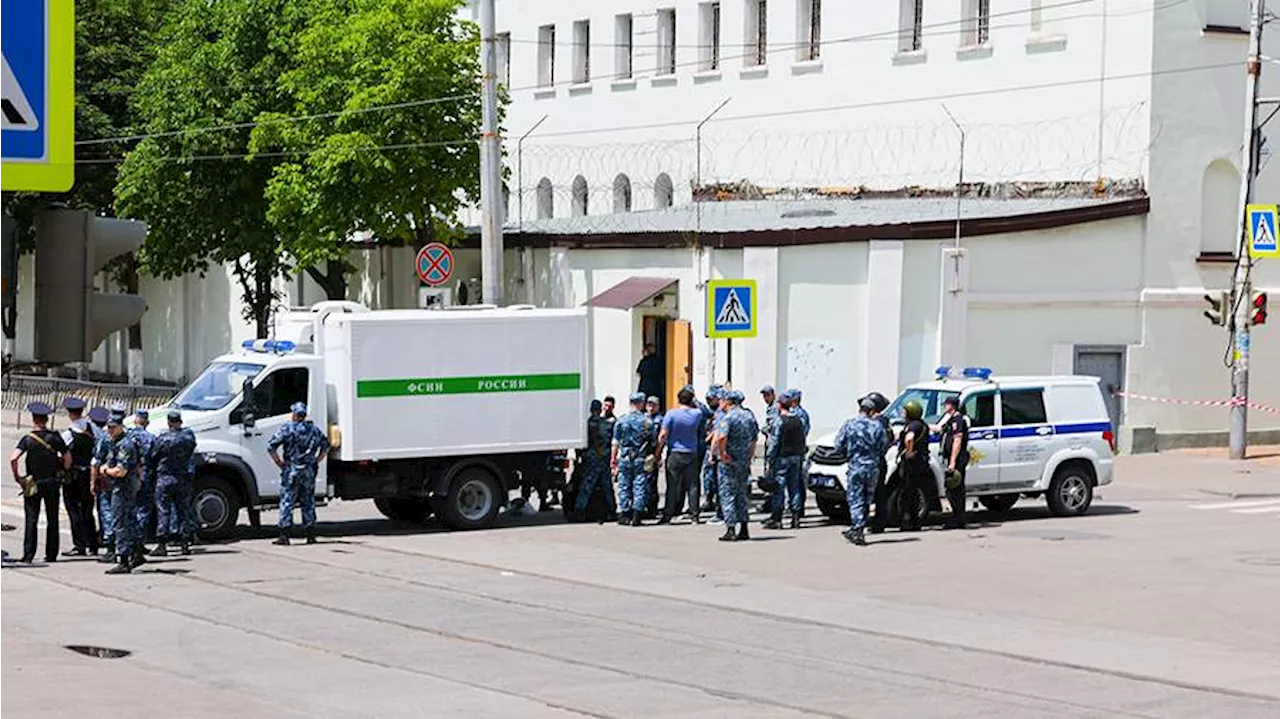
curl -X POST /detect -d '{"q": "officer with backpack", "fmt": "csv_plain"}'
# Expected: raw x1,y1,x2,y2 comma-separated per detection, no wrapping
9,401,72,563
60,397,100,556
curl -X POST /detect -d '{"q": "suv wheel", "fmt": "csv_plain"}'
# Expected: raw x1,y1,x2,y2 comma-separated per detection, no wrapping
1047,465,1094,517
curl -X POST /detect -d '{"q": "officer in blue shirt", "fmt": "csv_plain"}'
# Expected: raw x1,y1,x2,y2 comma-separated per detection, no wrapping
267,402,330,545
834,397,890,546
148,409,199,556
698,385,725,520
713,390,758,542
611,392,653,526
128,409,157,546
102,414,144,573
88,406,116,562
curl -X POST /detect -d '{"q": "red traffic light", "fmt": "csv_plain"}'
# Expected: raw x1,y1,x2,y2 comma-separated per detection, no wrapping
1251,291,1268,326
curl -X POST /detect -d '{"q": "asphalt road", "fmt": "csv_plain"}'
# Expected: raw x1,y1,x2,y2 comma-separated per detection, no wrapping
3,420,1279,717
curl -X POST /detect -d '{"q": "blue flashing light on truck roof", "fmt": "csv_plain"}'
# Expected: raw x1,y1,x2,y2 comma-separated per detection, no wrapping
241,339,297,354
934,366,993,381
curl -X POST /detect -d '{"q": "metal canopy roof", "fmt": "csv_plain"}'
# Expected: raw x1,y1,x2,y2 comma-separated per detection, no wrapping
585,277,679,309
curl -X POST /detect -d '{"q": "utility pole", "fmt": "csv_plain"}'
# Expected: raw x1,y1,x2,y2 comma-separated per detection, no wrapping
1229,0,1266,459
479,0,504,306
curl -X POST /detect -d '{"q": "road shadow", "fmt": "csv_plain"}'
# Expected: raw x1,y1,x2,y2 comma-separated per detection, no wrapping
868,537,922,545
744,535,794,542
214,505,576,545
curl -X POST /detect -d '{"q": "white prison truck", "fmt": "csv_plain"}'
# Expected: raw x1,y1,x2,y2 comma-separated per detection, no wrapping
164,302,589,538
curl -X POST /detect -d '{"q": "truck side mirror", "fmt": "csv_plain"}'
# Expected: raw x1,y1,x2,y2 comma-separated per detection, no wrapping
241,378,257,429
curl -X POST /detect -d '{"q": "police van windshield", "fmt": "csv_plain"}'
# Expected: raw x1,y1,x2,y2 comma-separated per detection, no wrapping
171,361,265,411
885,388,961,425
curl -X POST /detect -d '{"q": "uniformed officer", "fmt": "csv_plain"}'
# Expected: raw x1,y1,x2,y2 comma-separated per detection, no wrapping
834,397,890,546
573,400,617,521
9,401,71,563
128,409,158,545
860,392,894,534
787,388,812,438
713,390,758,542
764,394,808,530
266,402,330,545
102,414,143,574
610,392,653,526
897,400,931,532
149,409,199,556
88,406,117,563
698,385,725,520
60,397,100,556
642,396,663,519
758,385,780,516
937,396,971,530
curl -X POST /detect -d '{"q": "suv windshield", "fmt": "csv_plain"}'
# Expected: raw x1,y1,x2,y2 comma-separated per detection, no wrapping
885,388,961,425
171,361,265,411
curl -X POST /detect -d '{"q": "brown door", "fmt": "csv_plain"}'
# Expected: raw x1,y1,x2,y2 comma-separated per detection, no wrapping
665,319,692,410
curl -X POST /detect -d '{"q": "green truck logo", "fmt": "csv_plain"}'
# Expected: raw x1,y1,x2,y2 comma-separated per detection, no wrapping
357,373,581,398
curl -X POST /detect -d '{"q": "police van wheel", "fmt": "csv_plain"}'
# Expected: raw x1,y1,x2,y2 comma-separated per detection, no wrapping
194,476,240,540
374,497,429,523
886,486,930,527
978,494,1019,513
1047,466,1094,517
442,469,501,531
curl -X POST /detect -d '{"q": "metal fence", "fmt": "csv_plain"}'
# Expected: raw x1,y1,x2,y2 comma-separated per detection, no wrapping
3,374,178,425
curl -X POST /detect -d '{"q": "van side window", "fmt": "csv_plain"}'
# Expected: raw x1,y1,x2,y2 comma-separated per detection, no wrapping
963,392,996,428
1001,389,1047,425
256,368,309,418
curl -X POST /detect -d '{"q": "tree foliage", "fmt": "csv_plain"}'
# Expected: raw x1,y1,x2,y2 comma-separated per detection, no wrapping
250,0,483,299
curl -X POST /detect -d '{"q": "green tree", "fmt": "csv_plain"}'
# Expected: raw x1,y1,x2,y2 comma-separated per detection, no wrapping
115,0,317,335
250,0,484,299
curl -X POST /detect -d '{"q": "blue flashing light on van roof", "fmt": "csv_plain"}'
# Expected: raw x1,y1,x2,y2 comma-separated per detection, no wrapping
934,365,993,381
241,339,297,354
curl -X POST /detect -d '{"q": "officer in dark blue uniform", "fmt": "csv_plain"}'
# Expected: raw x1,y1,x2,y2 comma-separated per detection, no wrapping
149,409,199,556
88,406,116,562
102,414,144,574
9,402,71,563
128,409,157,545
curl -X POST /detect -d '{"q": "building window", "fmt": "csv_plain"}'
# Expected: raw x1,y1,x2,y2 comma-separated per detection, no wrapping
1201,160,1240,255
744,0,767,66
571,175,589,216
496,32,511,87
572,20,591,84
536,178,554,219
797,0,821,61
899,0,924,52
700,3,721,71
657,8,677,76
654,173,674,209
613,174,633,213
963,0,991,46
537,24,556,87
616,14,634,79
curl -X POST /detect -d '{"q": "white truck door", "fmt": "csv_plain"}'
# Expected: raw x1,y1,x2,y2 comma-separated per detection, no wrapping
239,365,313,501
996,387,1054,490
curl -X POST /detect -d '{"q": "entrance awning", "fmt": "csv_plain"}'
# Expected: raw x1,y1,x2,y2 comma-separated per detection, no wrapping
584,277,678,309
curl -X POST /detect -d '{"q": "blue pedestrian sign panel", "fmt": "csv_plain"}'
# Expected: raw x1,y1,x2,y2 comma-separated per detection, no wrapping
706,279,757,339
1,0,75,192
1248,203,1280,259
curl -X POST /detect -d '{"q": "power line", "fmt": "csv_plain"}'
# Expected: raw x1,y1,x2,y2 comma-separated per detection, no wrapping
75,138,474,165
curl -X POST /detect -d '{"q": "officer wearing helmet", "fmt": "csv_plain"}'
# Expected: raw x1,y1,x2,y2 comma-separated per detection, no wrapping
896,399,930,531
858,391,893,533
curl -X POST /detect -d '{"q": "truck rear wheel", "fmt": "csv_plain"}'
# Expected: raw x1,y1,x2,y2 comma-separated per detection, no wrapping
442,468,501,531
374,497,429,523
193,476,241,540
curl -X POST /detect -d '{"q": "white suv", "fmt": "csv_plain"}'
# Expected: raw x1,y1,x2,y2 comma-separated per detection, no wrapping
805,368,1116,525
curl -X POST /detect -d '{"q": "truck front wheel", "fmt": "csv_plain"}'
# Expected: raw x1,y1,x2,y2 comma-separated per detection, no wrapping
193,476,241,540
441,468,501,530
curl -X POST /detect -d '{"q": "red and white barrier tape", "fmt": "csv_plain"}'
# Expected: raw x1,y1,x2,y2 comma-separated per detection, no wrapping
1114,390,1280,415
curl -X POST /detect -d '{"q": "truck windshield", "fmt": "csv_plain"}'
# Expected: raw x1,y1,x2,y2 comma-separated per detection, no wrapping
885,388,961,425
171,361,265,411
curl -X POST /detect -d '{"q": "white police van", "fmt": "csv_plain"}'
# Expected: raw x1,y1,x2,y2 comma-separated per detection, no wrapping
805,367,1116,525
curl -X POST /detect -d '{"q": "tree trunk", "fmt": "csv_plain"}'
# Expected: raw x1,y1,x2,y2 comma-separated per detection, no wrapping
304,259,349,301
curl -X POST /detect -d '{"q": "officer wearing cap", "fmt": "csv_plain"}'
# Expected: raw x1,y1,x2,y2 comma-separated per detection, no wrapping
88,406,117,562
712,390,758,541
859,392,894,533
267,402,330,545
128,409,158,546
758,386,780,513
698,385,725,521
641,395,663,519
102,413,144,574
148,409,199,556
573,399,617,522
10,402,71,563
834,397,889,546
786,389,811,438
611,392,654,526
60,397,100,556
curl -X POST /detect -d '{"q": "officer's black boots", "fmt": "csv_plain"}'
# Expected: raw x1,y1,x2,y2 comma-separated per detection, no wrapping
305,527,317,545
105,557,132,574
736,522,750,541
718,526,737,542
130,548,147,569
150,541,168,558
98,543,116,564
789,514,801,530
845,527,867,546
180,536,192,555
616,511,631,526
629,513,642,527
273,532,291,546
762,517,782,530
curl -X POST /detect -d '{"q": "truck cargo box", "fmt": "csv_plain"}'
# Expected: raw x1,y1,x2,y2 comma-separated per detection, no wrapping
323,307,589,462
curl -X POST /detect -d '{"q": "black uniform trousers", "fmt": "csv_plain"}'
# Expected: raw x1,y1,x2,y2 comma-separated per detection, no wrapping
899,462,930,531
23,480,61,561
945,464,968,528
867,458,889,531
63,469,99,552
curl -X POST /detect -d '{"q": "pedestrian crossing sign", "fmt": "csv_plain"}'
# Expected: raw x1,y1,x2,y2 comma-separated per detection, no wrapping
707,279,757,338
1248,204,1280,258
1,0,75,192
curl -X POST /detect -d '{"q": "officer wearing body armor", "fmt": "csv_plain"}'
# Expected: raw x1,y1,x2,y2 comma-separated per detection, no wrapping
573,400,617,522
764,394,808,530
938,396,971,530
897,400,931,532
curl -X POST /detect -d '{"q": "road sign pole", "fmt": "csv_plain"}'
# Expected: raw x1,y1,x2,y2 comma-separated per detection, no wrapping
478,0,504,306
725,339,733,388
1229,0,1266,459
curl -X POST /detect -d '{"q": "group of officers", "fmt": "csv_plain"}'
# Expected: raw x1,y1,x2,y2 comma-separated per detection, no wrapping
571,382,972,547
9,397,199,574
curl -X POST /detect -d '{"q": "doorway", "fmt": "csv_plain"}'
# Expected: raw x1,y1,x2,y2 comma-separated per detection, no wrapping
640,316,668,411
1074,345,1125,430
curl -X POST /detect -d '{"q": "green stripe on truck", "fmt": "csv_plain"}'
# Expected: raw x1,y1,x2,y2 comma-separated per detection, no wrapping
356,373,582,398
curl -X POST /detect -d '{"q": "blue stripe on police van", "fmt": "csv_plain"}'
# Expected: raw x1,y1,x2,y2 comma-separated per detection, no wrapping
1051,421,1112,435
999,426,1049,439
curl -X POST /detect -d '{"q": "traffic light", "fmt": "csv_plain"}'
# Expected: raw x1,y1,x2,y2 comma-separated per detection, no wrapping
33,208,148,364
1203,290,1231,326
1251,290,1269,326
